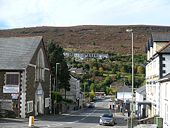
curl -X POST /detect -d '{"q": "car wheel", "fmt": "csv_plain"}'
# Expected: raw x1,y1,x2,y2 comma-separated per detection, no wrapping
99,122,102,125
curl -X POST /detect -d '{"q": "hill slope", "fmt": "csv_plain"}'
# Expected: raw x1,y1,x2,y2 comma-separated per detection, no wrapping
1,25,170,54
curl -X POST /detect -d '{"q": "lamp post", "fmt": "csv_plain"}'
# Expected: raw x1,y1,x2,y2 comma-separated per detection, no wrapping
56,63,60,91
126,29,134,128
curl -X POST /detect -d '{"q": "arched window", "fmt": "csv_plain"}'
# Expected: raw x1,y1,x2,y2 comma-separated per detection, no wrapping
36,49,45,81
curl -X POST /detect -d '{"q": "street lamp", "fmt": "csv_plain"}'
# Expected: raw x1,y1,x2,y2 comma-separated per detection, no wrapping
126,29,134,128
56,63,60,91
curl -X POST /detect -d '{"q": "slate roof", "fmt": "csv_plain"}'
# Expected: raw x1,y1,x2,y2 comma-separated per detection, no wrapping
136,86,146,95
159,73,170,82
158,43,170,53
152,33,170,42
117,86,131,92
162,73,170,79
0,36,42,70
69,68,84,74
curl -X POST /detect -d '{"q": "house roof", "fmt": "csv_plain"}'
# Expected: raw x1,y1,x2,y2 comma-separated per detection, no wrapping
162,73,170,79
136,86,146,95
152,33,170,42
117,86,131,92
158,43,170,53
0,36,42,70
69,67,84,74
159,73,170,82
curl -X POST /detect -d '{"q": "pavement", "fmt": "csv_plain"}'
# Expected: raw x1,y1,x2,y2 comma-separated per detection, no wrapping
0,117,28,123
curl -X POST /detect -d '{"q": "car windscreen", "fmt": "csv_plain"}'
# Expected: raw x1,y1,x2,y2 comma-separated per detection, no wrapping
102,114,113,118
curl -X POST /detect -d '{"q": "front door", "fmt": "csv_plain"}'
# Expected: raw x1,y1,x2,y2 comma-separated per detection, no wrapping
35,83,44,116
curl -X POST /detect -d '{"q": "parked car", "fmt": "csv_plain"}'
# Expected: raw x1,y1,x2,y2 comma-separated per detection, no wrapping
88,102,95,108
99,113,115,126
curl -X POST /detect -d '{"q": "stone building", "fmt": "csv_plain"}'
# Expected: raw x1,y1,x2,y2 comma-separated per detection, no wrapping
0,36,51,118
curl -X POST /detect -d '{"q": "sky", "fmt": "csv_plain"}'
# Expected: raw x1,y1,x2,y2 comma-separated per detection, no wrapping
0,0,170,29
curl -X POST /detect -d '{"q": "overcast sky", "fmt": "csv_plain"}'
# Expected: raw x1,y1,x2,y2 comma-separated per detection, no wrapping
0,0,170,29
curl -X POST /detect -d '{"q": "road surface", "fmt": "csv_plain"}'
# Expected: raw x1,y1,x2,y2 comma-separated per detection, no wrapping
0,98,128,128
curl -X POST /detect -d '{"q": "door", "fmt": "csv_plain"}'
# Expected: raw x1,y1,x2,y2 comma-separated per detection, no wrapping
35,83,44,115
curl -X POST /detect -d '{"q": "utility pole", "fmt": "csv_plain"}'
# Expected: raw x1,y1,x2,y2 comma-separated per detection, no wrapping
56,63,60,91
126,29,134,128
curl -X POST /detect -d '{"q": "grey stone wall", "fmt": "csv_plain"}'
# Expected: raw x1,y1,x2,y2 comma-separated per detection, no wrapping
0,71,17,100
26,65,50,117
0,71,5,99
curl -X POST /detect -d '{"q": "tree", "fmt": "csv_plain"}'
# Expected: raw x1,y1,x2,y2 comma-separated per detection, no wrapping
51,91,62,114
90,91,96,101
99,67,104,74
84,64,90,70
136,65,145,74
47,41,70,99
90,83,95,92
105,87,114,95
120,65,127,73
48,42,64,78
59,61,70,99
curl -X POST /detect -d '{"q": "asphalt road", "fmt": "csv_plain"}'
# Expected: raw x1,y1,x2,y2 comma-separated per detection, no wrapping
0,98,128,128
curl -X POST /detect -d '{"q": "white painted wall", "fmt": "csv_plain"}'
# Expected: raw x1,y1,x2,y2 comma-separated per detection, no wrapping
64,76,83,107
117,92,132,102
162,55,170,77
150,47,153,60
147,50,150,60
160,81,170,128
135,92,145,117
135,92,144,108
146,55,160,117
20,71,26,118
146,40,170,118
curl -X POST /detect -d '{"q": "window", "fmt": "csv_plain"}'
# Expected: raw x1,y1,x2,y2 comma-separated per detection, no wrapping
45,98,50,108
162,57,165,61
162,70,166,74
36,49,45,81
6,73,19,85
165,83,168,100
165,103,168,124
27,101,33,113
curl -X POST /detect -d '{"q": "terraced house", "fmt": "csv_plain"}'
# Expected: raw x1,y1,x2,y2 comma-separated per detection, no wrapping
145,33,170,127
0,36,51,118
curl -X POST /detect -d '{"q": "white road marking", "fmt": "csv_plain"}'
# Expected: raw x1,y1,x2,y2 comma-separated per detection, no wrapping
80,109,97,121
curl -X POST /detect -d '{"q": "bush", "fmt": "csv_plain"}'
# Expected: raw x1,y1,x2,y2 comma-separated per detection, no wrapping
51,91,63,102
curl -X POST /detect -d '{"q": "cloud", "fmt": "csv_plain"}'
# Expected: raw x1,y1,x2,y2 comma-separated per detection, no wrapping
0,0,170,29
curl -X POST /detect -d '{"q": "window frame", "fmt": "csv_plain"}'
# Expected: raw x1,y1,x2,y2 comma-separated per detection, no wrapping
35,49,45,81
27,101,33,113
5,72,20,85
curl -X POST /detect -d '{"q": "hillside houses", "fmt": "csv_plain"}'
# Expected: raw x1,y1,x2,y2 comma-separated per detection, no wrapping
64,52,109,60
145,33,170,128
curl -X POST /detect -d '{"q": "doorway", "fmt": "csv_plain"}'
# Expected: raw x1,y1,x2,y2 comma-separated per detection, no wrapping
35,83,44,116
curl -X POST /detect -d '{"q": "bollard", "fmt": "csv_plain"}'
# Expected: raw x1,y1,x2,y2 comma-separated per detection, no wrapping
28,116,34,127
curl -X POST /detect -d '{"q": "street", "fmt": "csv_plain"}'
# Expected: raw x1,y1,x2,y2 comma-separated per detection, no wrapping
0,98,128,128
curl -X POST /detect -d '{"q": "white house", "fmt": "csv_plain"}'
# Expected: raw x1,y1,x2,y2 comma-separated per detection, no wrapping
61,75,83,109
116,86,132,102
159,73,170,128
135,86,148,119
145,32,170,119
